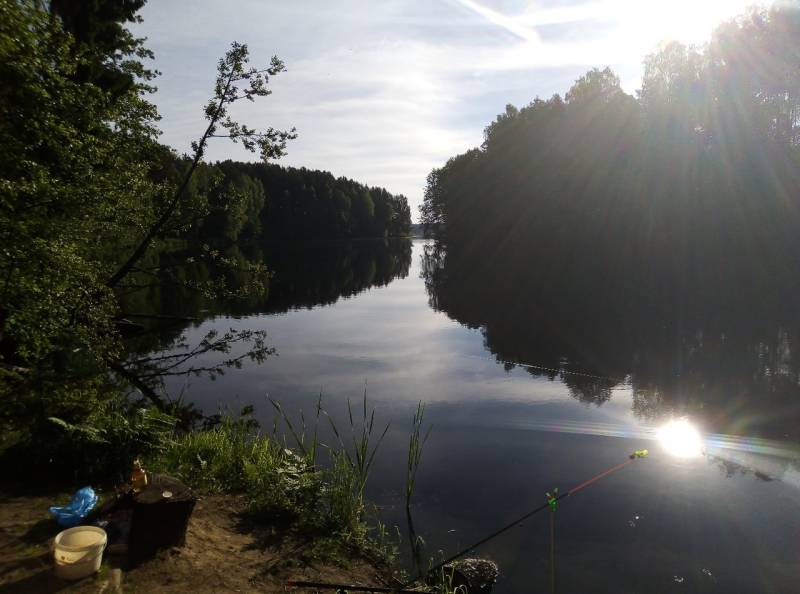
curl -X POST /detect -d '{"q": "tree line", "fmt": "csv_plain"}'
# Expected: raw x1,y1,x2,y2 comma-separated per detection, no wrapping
422,4,800,319
182,159,411,243
420,4,800,441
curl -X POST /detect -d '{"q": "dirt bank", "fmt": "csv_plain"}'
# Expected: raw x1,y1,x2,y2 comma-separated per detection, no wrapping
0,493,388,593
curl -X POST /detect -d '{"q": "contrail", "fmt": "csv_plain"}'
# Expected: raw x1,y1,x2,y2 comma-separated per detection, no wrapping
452,0,541,43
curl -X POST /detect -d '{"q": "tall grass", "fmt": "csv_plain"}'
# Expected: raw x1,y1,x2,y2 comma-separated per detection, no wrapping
150,393,396,553
148,410,322,526
271,390,390,539
325,390,390,519
406,401,430,508
268,394,322,467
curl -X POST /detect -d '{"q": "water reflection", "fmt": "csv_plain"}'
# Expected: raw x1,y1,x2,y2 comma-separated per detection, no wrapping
421,241,800,443
121,238,411,353
135,239,800,594
658,419,703,458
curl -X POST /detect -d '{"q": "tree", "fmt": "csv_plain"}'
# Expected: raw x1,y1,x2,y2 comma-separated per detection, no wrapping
707,5,800,147
0,0,164,471
0,0,296,476
420,3,800,395
352,190,375,235
49,0,152,97
106,42,296,288
0,0,154,377
564,67,624,105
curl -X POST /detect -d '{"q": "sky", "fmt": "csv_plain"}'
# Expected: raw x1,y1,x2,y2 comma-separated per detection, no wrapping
133,0,769,221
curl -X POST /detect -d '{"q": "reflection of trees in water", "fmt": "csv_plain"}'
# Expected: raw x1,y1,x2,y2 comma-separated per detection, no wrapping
422,241,800,441
565,376,615,406
122,238,412,356
707,454,775,482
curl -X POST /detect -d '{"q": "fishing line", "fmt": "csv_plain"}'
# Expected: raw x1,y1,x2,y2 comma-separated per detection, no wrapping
395,449,649,591
286,450,648,593
462,354,628,384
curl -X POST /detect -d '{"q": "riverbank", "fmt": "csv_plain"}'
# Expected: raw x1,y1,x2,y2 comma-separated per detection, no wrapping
0,493,389,593
0,402,402,593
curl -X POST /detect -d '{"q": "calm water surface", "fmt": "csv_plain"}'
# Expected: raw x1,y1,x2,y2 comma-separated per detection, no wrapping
150,239,800,594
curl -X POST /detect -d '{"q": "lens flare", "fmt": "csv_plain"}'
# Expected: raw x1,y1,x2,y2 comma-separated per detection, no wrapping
658,418,703,458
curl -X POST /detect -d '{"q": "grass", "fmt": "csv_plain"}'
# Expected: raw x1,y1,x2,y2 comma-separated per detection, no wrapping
406,401,430,508
146,395,395,562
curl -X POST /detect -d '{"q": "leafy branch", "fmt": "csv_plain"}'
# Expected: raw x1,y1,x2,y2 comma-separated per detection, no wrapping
106,42,296,289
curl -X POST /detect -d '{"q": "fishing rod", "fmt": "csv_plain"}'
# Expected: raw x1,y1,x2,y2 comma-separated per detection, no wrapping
396,448,649,591
286,580,422,593
286,449,648,593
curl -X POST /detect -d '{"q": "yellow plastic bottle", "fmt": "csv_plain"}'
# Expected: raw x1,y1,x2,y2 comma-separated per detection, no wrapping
130,459,148,492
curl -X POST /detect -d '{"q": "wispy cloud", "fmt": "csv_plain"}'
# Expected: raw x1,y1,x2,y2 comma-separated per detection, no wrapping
134,0,769,220
453,0,541,42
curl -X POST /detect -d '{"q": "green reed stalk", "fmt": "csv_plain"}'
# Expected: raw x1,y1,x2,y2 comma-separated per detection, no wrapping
325,387,389,514
405,400,431,509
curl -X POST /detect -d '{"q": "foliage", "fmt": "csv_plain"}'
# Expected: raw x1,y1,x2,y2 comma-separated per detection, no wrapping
104,40,296,289
0,0,297,479
149,410,323,522
1,388,176,483
423,5,800,277
422,3,800,320
49,0,153,96
323,392,390,537
429,567,468,594
419,3,800,436
0,0,162,471
149,397,395,557
405,401,430,508
0,0,153,372
190,160,412,243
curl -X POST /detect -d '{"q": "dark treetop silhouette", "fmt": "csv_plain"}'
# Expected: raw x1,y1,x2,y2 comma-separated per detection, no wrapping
420,4,800,441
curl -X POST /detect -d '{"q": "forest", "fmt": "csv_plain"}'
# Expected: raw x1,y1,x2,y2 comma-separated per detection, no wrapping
420,4,800,441
179,159,411,243
0,0,408,478
422,5,800,316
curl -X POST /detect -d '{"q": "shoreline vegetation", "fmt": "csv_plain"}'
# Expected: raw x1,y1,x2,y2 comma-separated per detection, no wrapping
0,0,411,491
1,398,450,593
0,0,423,587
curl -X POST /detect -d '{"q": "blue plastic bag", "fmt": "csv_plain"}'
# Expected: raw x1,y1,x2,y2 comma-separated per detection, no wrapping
49,487,98,527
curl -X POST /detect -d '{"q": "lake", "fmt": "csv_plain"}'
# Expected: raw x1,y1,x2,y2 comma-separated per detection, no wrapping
140,238,800,594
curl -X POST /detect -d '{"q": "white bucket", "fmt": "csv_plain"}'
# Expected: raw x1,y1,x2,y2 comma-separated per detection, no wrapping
53,526,107,580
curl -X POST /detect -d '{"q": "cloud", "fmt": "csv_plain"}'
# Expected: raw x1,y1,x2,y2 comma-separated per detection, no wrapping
452,0,542,42
134,0,769,220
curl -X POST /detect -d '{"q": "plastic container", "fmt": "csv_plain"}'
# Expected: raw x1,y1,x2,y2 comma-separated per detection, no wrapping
53,526,107,580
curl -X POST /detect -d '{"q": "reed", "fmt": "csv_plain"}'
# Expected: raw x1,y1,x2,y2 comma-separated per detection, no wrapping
149,394,425,565
324,388,390,518
405,400,431,508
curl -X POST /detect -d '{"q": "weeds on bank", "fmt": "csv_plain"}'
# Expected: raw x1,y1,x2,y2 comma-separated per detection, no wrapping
406,401,430,508
148,394,396,561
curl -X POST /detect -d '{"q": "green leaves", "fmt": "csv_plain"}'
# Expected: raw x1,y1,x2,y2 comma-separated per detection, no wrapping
204,43,297,161
0,0,159,380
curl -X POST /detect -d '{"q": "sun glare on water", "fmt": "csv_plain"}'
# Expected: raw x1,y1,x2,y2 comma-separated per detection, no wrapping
658,418,703,458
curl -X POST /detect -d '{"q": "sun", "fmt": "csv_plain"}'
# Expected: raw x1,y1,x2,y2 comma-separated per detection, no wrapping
657,418,703,458
626,0,760,47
